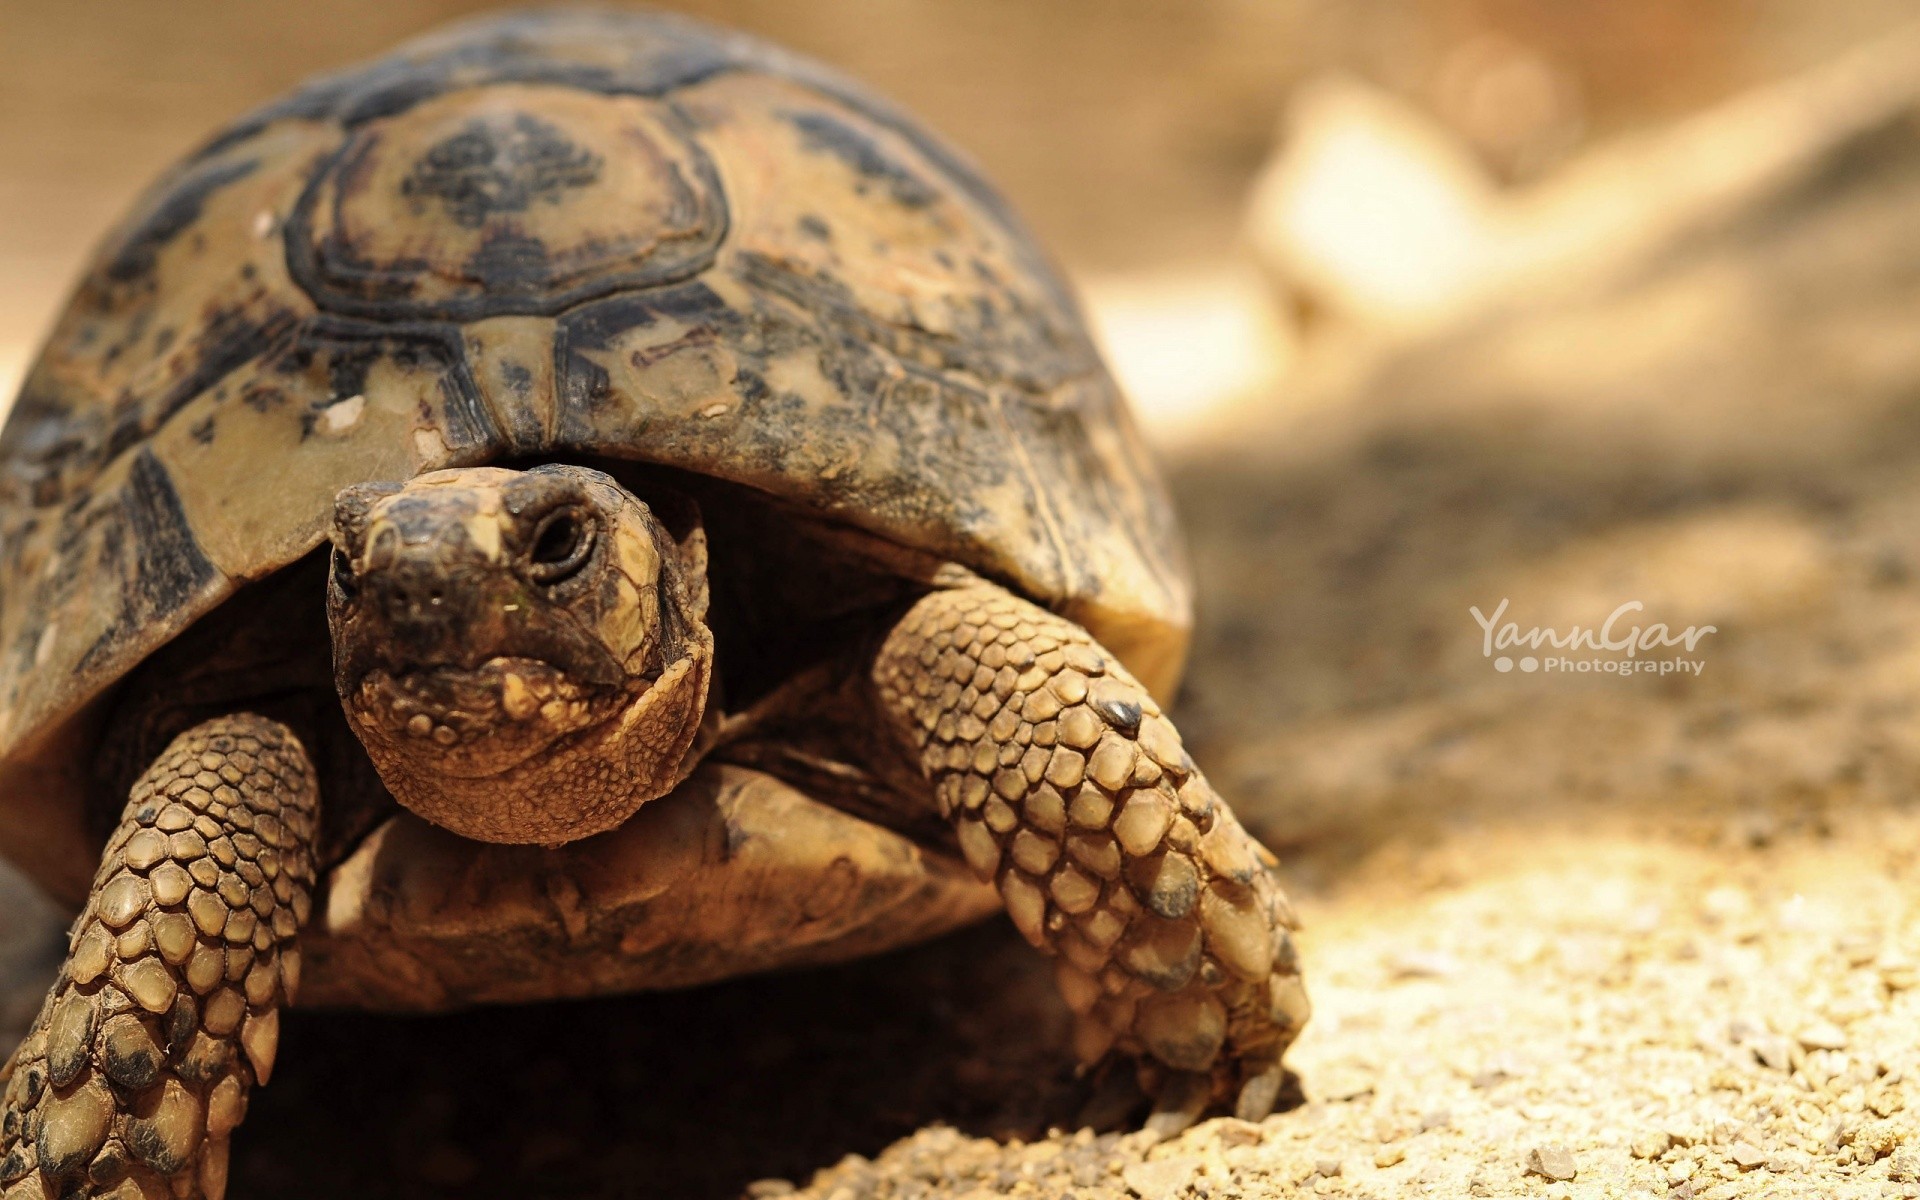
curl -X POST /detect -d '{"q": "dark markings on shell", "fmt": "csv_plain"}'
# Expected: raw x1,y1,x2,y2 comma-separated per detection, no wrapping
782,110,938,209
553,283,745,447
1,380,94,507
102,157,260,284
282,318,497,452
319,337,384,406
1,299,298,520
401,111,604,228
123,450,215,611
285,99,730,322
464,230,555,294
0,9,1189,801
75,449,218,675
177,12,1053,303
559,282,732,350
114,304,302,463
438,355,499,453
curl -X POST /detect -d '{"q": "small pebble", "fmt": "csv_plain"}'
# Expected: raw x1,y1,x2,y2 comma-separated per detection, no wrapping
1313,1158,1342,1178
1527,1144,1577,1182
1373,1145,1405,1168
1752,1036,1793,1071
1121,1155,1200,1200
1728,1142,1768,1171
1631,1131,1672,1159
1889,1147,1920,1183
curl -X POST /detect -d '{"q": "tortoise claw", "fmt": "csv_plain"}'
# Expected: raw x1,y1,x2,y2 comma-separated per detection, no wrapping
1234,1062,1285,1122
1143,1070,1211,1139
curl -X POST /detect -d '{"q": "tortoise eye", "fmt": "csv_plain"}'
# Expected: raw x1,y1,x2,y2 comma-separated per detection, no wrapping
527,507,594,583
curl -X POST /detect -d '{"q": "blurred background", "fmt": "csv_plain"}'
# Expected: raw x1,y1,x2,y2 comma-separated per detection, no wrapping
2,0,1917,428
6,2,1920,1196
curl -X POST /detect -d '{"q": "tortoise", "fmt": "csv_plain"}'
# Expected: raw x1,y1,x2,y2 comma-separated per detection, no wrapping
0,11,1306,1197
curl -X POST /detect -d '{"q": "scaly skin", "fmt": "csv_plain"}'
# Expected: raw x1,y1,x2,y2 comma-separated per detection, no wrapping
0,716,317,1200
872,583,1308,1119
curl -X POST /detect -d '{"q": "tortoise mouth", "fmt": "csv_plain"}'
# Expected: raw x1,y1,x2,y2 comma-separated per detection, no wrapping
347,656,624,777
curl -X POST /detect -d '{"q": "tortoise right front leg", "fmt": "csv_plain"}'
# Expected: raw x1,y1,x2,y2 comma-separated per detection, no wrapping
872,582,1308,1125
0,715,317,1200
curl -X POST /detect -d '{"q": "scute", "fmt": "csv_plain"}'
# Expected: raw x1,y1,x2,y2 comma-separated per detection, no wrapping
293,84,729,319
0,9,1190,898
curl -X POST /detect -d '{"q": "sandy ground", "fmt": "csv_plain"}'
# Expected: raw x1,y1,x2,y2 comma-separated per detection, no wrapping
769,95,1920,1195
4,11,1920,1200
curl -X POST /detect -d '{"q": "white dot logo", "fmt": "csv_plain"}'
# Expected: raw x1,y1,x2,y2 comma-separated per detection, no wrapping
1520,656,1539,672
1494,656,1513,672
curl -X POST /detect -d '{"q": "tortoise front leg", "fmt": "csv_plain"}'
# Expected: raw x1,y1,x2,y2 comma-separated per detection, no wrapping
0,716,318,1200
872,583,1308,1125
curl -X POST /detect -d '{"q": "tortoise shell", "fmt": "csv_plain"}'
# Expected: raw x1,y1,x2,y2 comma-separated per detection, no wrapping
0,10,1189,897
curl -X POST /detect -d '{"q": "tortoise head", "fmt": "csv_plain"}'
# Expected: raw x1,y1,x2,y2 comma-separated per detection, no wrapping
327,464,713,844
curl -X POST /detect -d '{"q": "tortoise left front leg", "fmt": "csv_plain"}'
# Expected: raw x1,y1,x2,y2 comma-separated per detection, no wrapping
872,582,1308,1122
0,715,318,1200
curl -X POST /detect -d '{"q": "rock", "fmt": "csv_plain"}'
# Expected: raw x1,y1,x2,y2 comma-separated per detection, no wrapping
1313,1158,1342,1178
1631,1131,1672,1159
745,1182,797,1198
1729,1142,1768,1171
1751,1036,1794,1071
1527,1144,1577,1182
1796,1021,1847,1052
1373,1145,1405,1168
1852,1119,1905,1159
1889,1147,1920,1183
1209,1118,1263,1148
1122,1155,1201,1200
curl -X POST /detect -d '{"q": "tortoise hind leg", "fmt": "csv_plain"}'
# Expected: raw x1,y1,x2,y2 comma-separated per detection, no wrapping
0,715,318,1200
871,582,1309,1125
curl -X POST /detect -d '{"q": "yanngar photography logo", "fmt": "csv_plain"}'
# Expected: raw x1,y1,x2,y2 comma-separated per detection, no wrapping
1470,599,1717,676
